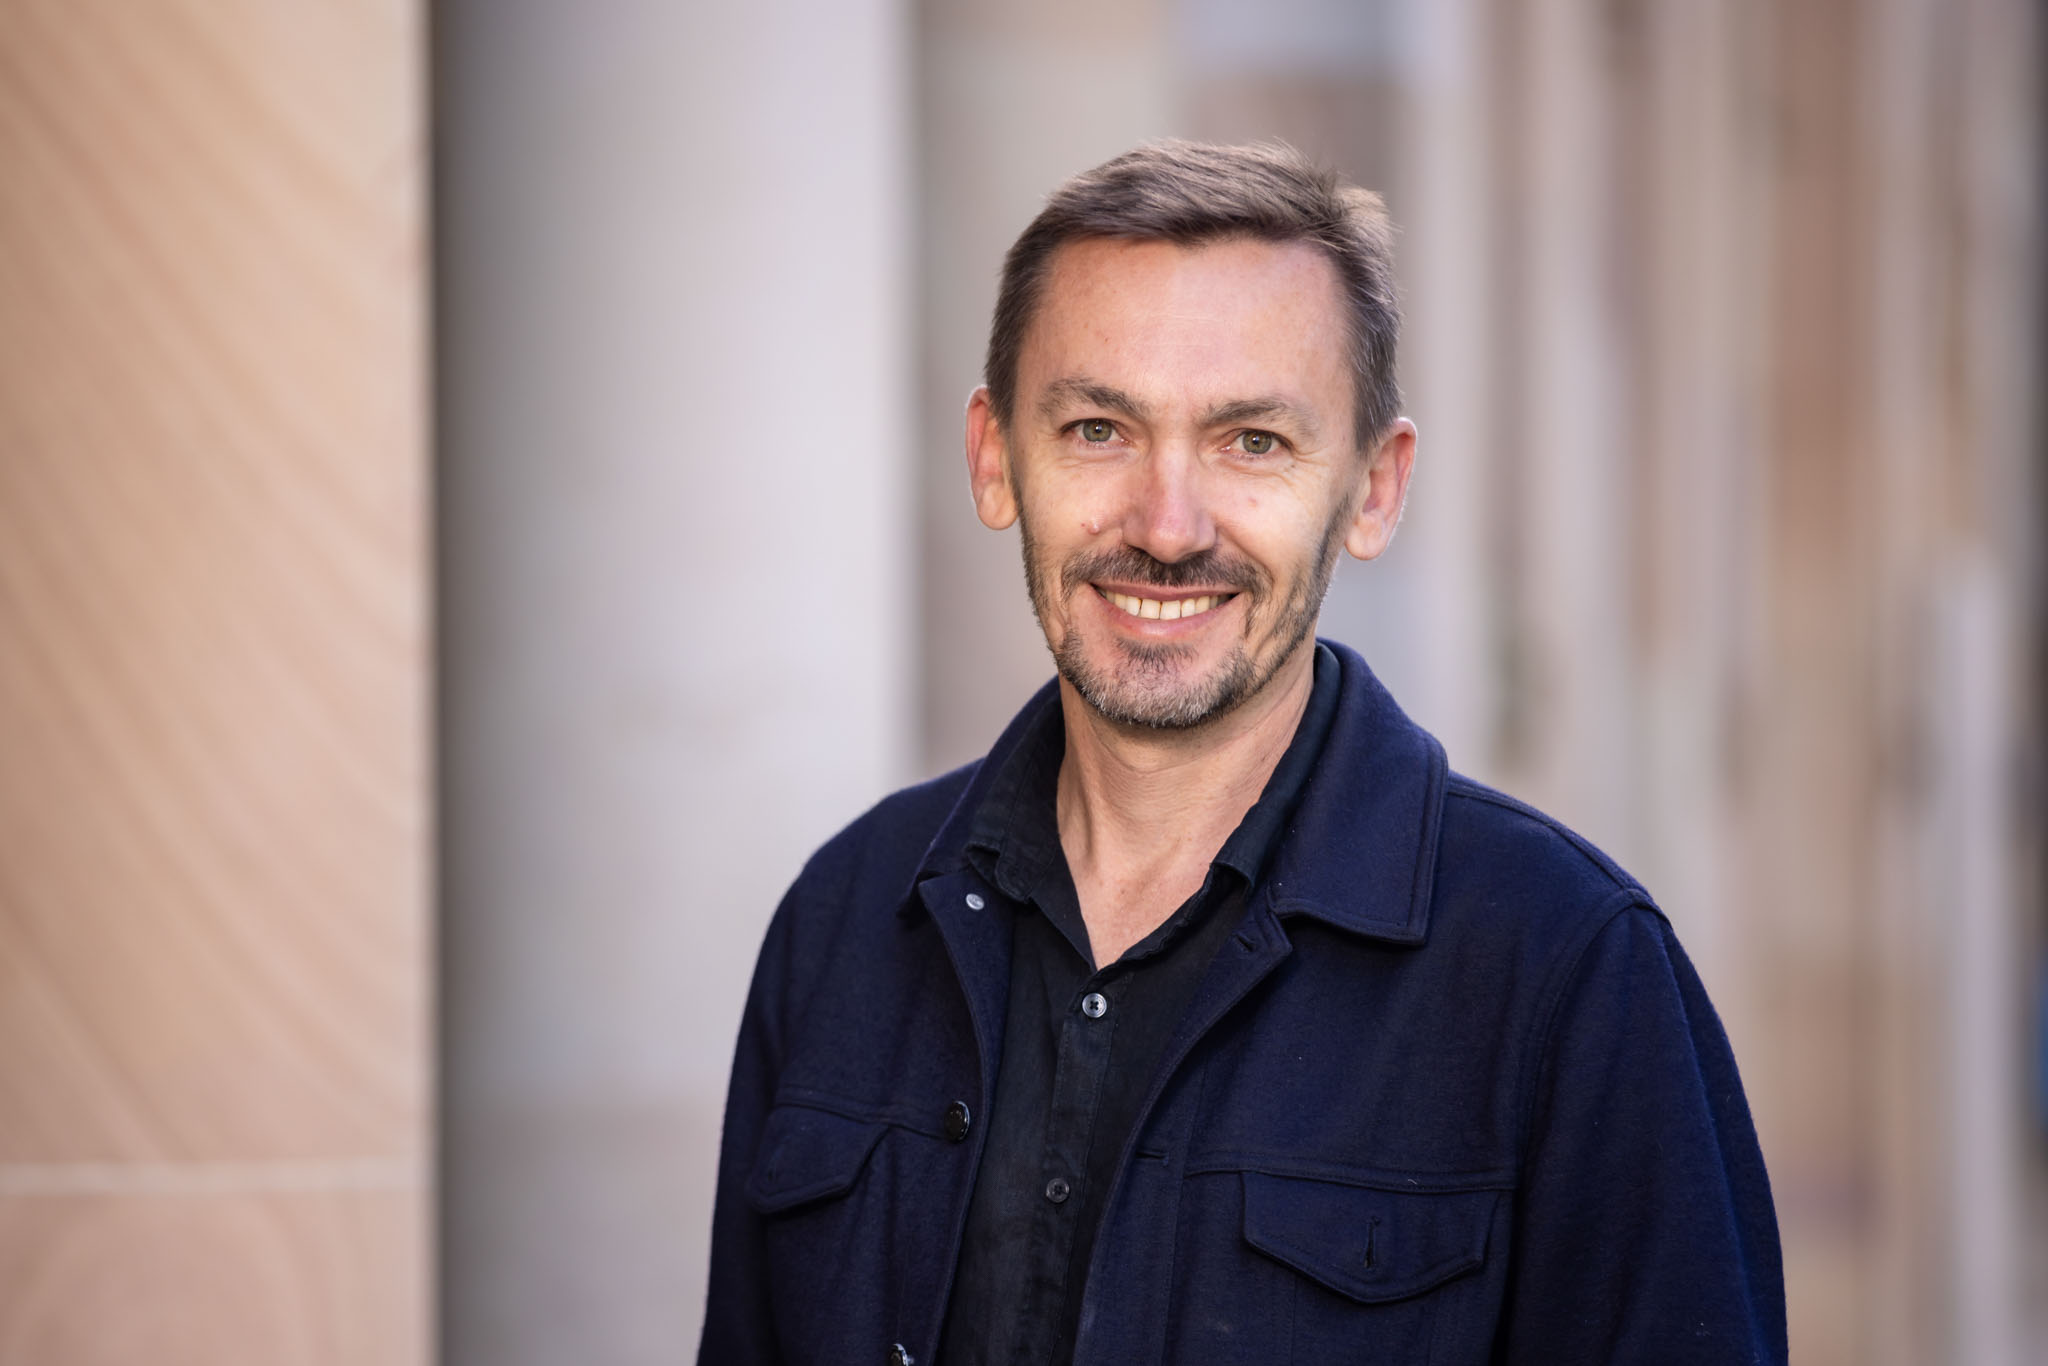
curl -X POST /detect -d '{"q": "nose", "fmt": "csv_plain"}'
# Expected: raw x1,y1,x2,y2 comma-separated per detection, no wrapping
1120,444,1215,565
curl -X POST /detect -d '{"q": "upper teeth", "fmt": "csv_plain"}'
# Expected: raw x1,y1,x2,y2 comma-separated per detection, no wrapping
1103,591,1224,621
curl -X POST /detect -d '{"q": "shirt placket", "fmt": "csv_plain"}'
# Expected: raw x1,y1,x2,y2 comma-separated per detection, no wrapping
1009,969,1123,1364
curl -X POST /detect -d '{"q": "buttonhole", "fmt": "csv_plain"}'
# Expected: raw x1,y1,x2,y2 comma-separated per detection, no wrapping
1234,932,1256,953
1364,1215,1380,1269
1134,1147,1168,1162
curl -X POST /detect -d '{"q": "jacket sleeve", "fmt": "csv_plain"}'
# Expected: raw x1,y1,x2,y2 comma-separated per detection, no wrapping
1495,904,1787,1365
696,893,799,1363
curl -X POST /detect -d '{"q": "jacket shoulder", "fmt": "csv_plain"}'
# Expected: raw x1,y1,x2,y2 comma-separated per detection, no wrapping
1434,772,1655,938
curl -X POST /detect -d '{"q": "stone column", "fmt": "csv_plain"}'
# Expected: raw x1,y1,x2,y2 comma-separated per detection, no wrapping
435,2,912,1360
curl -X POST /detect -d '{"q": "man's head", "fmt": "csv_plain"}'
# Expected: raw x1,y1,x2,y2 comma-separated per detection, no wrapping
985,140,1402,455
965,142,1416,733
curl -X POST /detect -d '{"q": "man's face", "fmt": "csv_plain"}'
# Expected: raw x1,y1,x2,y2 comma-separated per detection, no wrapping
967,236,1412,731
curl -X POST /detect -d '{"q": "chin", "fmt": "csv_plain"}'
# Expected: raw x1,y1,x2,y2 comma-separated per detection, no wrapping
1054,634,1264,731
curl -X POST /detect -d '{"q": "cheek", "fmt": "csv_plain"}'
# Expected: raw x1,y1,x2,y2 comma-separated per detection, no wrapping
1235,506,1334,588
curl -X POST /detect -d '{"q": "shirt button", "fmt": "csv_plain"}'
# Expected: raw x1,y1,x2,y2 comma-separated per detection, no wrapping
1080,992,1108,1019
1045,1176,1071,1205
943,1100,971,1143
889,1344,915,1366
964,892,985,911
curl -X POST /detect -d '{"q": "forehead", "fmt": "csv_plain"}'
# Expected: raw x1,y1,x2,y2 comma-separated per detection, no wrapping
1019,236,1352,417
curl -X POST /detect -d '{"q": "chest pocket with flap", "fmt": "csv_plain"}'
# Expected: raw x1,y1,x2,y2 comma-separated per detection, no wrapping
744,1104,887,1215
1188,1170,1504,1364
1241,1171,1499,1304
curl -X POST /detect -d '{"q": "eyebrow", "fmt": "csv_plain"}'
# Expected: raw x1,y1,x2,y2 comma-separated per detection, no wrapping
1200,396,1325,443
1039,380,1326,444
1037,378,1154,426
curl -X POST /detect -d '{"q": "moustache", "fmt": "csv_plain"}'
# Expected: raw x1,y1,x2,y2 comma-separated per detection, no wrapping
1061,546,1262,595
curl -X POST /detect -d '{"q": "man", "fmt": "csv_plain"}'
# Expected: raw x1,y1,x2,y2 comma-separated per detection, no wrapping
700,141,1784,1365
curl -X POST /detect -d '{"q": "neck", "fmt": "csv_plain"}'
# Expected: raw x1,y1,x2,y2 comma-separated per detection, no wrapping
1053,643,1315,959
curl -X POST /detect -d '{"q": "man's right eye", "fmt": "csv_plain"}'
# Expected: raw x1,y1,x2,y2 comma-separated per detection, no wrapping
1077,419,1116,444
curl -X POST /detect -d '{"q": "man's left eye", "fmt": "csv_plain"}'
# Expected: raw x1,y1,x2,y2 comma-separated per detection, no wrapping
1077,419,1117,443
1236,430,1278,455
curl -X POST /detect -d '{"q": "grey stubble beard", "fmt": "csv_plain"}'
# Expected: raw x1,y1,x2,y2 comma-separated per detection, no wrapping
1018,496,1350,731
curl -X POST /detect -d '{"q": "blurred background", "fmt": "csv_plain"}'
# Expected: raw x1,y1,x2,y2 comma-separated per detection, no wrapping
0,0,2041,1362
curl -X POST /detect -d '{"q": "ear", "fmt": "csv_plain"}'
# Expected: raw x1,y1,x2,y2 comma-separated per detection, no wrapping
965,386,1018,531
1343,417,1417,561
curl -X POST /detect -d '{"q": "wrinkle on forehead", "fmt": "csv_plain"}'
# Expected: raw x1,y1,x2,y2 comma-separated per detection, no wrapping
1039,236,1344,331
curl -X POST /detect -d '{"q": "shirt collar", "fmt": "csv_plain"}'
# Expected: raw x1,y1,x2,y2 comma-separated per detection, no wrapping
959,644,1343,908
960,694,1065,904
1213,642,1341,885
906,638,1448,947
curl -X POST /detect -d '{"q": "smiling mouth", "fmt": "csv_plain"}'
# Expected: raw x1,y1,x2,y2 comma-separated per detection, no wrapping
1094,586,1236,621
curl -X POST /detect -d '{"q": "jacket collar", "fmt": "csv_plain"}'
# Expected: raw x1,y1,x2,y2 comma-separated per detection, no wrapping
901,638,1448,946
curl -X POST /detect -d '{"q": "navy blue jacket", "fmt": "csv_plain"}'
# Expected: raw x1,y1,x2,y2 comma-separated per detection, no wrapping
700,642,1786,1364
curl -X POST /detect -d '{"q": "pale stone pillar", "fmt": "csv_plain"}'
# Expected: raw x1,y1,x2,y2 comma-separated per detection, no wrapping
435,2,912,1360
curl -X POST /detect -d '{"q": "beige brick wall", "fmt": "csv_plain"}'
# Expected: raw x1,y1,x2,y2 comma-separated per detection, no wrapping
0,3,431,1362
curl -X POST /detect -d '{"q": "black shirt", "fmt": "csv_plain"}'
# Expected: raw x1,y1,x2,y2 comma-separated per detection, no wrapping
935,645,1342,1366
